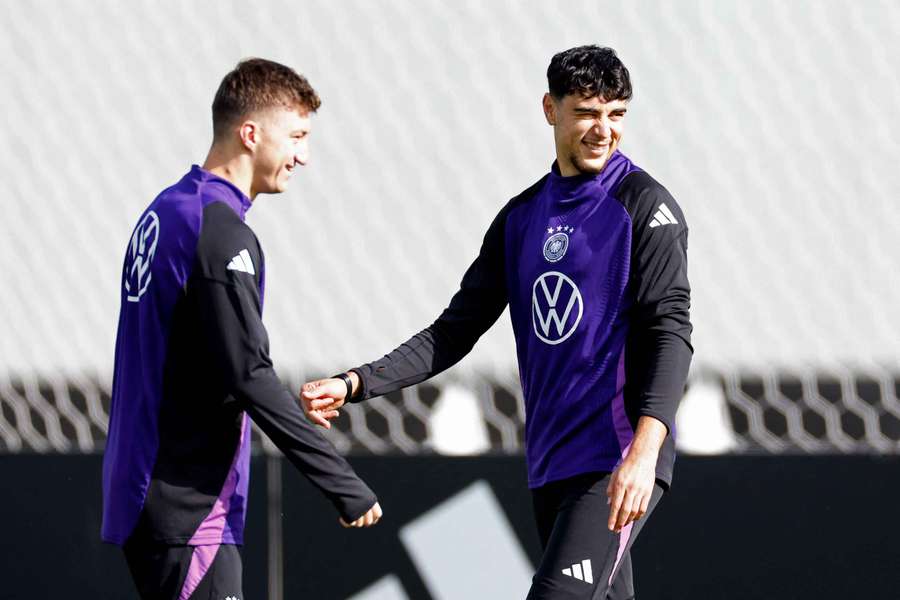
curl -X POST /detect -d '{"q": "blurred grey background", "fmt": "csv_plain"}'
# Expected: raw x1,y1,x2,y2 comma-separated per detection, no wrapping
1,0,898,454
2,3,899,599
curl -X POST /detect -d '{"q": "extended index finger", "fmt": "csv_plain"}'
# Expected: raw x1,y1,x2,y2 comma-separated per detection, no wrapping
607,482,626,531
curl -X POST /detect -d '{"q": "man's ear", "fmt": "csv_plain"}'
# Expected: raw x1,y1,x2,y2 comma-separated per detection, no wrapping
542,93,557,126
239,120,260,152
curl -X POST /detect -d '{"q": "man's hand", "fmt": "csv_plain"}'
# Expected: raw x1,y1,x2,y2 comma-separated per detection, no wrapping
300,378,345,428
340,502,383,528
301,372,360,429
606,416,667,533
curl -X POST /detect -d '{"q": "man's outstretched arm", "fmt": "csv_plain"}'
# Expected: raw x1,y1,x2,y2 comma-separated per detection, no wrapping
190,257,381,526
301,186,538,421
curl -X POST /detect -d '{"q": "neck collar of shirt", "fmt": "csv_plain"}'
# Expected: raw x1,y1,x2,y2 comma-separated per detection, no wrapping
547,151,627,203
191,165,253,220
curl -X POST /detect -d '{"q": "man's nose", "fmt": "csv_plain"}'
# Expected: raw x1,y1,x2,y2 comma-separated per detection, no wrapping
593,117,611,139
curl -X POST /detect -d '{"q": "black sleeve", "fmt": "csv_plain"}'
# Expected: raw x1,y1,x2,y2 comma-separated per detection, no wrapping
617,172,694,436
349,183,539,400
192,204,376,522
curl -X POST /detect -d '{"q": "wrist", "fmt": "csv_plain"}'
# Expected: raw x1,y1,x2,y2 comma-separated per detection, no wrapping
332,372,354,403
624,443,660,466
347,371,360,397
626,415,667,463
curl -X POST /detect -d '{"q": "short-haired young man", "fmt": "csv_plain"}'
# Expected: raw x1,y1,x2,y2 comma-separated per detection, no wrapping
102,58,382,600
302,46,692,599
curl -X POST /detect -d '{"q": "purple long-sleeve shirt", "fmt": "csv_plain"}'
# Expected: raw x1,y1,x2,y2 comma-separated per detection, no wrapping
102,166,375,546
351,151,692,488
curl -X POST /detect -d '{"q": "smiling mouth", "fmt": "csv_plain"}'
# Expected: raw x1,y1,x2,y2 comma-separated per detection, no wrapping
583,140,609,154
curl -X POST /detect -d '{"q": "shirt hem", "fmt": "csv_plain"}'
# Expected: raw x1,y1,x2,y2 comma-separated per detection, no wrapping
528,460,674,489
528,459,621,489
101,535,126,547
103,534,244,547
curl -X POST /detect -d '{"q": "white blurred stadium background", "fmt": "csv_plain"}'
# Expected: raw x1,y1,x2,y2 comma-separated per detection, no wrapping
1,0,898,454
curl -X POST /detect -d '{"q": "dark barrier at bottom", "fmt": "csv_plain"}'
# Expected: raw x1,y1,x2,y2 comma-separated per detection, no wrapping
0,454,269,599
1,455,898,599
281,455,900,599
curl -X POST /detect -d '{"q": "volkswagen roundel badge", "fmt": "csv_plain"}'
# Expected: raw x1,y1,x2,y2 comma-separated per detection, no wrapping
543,227,573,263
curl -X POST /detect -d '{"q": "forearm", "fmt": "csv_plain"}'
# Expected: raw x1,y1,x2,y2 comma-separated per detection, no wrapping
348,322,464,401
348,292,507,401
240,374,376,521
347,203,512,401
630,326,692,436
625,415,668,463
195,278,375,521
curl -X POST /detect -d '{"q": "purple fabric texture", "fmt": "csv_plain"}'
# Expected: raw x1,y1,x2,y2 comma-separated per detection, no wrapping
612,349,634,459
102,166,254,545
505,151,642,488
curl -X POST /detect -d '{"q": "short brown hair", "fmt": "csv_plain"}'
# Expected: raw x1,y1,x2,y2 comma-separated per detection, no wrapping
212,58,321,139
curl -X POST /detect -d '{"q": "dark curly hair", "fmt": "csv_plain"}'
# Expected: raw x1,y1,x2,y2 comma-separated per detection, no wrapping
547,46,632,102
212,58,321,139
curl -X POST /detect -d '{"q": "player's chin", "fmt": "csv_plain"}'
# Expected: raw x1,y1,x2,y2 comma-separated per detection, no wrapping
574,154,607,175
274,176,293,193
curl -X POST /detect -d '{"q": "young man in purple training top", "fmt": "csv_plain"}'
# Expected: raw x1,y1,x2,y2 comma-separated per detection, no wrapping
301,46,692,599
102,58,382,600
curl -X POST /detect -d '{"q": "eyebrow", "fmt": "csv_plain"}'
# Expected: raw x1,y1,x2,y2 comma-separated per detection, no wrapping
573,106,628,115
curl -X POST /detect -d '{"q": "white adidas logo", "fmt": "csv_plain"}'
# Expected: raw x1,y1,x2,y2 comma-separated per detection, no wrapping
649,203,678,228
226,249,255,275
561,558,593,584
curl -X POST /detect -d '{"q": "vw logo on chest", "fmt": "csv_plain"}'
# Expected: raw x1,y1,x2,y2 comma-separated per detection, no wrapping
124,210,160,302
532,271,583,345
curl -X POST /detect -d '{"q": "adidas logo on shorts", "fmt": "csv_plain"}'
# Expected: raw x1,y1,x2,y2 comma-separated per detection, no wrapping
561,558,593,584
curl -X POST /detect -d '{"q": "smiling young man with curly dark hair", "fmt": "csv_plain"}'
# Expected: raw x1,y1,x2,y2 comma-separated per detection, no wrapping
303,46,692,599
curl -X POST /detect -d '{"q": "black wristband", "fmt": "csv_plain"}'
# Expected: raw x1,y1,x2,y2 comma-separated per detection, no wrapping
333,372,354,403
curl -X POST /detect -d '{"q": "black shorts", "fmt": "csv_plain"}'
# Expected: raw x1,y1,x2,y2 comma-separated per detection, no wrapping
526,472,664,600
123,538,243,600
